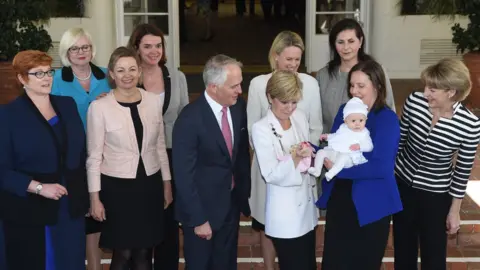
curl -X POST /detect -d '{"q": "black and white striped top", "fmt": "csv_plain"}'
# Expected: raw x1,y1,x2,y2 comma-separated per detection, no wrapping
395,92,480,198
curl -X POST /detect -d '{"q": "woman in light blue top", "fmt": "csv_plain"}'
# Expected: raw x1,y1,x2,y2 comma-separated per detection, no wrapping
51,27,110,270
51,28,110,129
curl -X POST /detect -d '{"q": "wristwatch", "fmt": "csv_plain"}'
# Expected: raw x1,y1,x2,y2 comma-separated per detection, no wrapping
35,183,43,195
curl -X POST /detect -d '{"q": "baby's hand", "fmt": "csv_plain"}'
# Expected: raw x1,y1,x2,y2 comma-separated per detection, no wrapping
296,143,313,158
319,134,329,141
349,143,360,151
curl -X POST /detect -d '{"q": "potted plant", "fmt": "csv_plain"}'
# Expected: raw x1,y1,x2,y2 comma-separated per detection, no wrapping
0,0,53,104
424,0,480,111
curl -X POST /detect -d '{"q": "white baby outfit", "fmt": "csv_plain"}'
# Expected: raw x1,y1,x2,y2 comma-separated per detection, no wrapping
308,97,373,180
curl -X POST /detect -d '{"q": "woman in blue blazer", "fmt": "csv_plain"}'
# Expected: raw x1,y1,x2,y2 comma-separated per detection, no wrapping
0,50,89,270
51,27,110,270
51,28,111,129
317,60,403,270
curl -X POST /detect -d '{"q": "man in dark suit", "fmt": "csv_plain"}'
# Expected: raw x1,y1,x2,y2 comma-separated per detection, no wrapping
173,54,251,270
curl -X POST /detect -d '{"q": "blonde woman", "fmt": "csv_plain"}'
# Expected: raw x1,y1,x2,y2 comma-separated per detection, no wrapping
87,47,171,269
51,27,110,270
394,59,480,270
252,71,318,270
247,30,321,269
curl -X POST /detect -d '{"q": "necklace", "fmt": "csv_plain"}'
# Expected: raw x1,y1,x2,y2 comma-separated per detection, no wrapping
270,123,287,154
73,68,92,81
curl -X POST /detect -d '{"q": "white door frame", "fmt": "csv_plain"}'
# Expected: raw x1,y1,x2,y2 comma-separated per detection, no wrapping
114,0,180,71
305,0,372,73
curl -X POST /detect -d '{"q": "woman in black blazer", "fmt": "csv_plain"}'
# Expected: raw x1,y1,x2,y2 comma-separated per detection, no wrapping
0,50,89,270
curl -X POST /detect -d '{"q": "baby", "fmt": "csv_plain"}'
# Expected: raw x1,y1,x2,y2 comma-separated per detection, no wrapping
308,97,373,181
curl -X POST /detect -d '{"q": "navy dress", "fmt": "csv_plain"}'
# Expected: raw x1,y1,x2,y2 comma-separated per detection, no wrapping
44,116,86,270
0,94,89,270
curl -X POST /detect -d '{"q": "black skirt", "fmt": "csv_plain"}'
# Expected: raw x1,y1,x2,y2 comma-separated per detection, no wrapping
322,180,390,270
85,216,102,235
99,171,164,249
251,217,265,231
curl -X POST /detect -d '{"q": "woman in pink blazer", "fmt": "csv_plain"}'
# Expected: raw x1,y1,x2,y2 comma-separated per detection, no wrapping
87,47,172,269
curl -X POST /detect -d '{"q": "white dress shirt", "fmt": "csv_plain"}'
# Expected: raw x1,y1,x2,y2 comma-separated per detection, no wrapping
204,91,234,144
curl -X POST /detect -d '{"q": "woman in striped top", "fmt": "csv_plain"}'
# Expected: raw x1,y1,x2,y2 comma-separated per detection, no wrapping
393,58,480,270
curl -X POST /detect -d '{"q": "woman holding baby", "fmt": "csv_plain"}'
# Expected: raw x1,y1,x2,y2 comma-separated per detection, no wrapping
251,70,318,270
316,60,403,270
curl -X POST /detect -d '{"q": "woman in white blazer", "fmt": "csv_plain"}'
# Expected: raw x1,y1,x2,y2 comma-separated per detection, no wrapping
252,71,318,270
247,30,322,268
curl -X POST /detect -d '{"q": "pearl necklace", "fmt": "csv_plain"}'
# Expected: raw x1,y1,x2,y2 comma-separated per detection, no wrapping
73,68,92,81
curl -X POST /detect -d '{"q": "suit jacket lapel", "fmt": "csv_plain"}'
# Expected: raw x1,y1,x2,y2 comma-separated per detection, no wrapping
200,94,231,159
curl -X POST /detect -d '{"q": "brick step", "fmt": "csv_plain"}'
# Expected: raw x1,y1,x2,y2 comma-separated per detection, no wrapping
90,222,480,268
91,259,479,270
236,219,480,248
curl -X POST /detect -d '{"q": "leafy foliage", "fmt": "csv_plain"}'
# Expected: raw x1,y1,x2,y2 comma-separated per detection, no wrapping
451,1,480,53
422,0,480,53
0,0,53,61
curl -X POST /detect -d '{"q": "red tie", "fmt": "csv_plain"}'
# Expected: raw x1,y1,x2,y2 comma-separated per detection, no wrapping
221,107,234,188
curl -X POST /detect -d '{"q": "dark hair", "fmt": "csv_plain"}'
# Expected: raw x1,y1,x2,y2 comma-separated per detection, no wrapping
347,60,388,112
327,18,373,78
107,46,141,88
127,23,167,65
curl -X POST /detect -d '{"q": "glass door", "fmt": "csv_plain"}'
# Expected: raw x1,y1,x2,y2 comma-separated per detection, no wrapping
305,0,371,73
115,0,180,70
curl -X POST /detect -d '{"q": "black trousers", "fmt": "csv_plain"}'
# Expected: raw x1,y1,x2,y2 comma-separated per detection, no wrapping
393,178,452,270
260,0,282,19
183,199,239,270
270,229,317,270
322,180,390,270
154,149,180,270
235,0,255,14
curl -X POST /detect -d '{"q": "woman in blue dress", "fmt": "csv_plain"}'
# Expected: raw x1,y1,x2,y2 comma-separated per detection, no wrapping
51,27,110,270
0,50,89,270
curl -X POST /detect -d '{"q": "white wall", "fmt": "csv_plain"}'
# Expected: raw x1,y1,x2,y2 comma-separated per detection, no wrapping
45,0,468,79
371,0,468,79
45,1,116,67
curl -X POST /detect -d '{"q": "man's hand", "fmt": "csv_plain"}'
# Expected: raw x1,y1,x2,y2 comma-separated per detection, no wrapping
195,221,212,240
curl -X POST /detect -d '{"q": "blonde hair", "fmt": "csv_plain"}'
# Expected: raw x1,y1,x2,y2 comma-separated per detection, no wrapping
421,58,472,102
58,27,96,67
268,31,304,71
266,71,303,103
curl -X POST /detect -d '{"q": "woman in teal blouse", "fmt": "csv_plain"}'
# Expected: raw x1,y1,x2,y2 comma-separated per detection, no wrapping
51,27,110,270
51,28,110,128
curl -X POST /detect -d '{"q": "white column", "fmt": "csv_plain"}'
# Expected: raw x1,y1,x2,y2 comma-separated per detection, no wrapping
85,0,116,67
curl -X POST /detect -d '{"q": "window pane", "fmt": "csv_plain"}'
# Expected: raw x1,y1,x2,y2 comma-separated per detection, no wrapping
315,13,355,35
124,15,169,35
316,0,360,12
124,0,168,13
